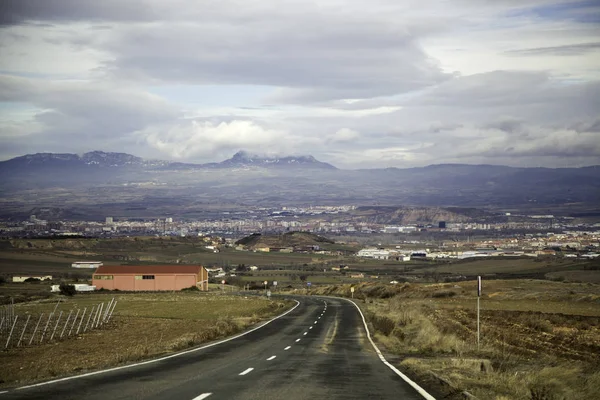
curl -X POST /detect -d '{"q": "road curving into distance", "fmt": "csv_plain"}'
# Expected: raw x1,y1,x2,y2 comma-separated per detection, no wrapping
1,296,434,400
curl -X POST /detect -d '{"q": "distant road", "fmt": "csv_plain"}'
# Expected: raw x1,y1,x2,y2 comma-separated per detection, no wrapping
2,296,431,400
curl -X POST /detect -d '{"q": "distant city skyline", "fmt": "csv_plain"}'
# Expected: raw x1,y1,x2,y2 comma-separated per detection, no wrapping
1,0,599,168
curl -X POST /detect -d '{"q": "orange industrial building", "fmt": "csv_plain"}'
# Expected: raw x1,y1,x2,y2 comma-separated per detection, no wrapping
92,265,208,291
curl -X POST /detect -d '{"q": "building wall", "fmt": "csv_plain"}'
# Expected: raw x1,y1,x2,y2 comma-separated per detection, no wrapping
93,272,203,291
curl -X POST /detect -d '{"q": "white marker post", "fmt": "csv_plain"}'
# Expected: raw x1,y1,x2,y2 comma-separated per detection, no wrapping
477,276,481,351
264,281,268,296
350,286,355,299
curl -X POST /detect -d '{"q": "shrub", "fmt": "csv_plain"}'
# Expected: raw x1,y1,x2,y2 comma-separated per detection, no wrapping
59,283,76,296
369,314,396,336
181,285,200,292
522,315,553,333
431,290,457,298
529,383,560,400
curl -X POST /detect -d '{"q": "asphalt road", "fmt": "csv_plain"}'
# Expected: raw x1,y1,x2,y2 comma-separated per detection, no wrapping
1,296,430,400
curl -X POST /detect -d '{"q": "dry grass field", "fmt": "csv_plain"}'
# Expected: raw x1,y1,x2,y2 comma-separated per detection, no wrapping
412,257,595,276
0,292,293,389
313,280,600,400
1,237,344,270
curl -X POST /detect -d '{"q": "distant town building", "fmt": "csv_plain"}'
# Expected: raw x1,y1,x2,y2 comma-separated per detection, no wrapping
12,275,52,282
357,248,390,259
439,221,446,229
51,284,95,292
105,217,113,224
72,261,103,269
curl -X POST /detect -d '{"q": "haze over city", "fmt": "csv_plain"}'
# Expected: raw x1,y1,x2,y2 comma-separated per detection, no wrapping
1,0,599,168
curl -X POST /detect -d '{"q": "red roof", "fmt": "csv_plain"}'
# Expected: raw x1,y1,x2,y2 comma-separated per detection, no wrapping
94,265,204,275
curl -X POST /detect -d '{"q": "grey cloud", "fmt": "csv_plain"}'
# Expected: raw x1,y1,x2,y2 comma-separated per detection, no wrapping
96,17,448,102
0,75,179,151
406,70,552,107
0,74,39,101
505,42,600,56
570,119,600,133
482,118,524,133
399,71,600,127
1,0,599,169
0,0,160,25
406,123,600,164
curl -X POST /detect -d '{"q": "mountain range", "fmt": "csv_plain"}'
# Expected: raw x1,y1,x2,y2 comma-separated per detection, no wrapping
0,150,599,219
0,150,336,170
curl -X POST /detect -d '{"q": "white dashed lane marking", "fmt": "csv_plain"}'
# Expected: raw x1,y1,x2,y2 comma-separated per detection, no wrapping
309,326,313,329
267,356,276,361
192,393,212,400
284,346,291,350
314,321,318,324
303,332,307,335
239,368,254,376
296,338,301,342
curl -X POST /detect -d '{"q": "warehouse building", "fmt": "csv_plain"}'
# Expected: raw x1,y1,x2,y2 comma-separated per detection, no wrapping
72,261,103,269
92,265,208,291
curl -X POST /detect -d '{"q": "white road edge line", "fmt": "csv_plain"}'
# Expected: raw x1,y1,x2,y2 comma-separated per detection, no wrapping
239,368,254,376
11,300,301,392
344,298,437,400
0,392,7,395
267,355,276,361
284,346,291,350
296,338,301,342
192,393,213,400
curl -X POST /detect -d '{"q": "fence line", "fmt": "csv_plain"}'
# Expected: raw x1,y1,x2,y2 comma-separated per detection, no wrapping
84,305,96,333
5,315,18,349
50,311,63,341
76,308,87,335
0,300,16,333
0,298,118,350
40,312,53,343
29,313,44,345
17,314,31,347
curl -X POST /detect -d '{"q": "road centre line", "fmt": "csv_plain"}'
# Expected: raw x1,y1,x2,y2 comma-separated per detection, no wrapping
239,368,254,376
309,326,313,329
10,301,301,393
267,356,276,361
303,332,307,335
296,338,301,342
314,321,318,324
192,393,212,400
284,346,292,350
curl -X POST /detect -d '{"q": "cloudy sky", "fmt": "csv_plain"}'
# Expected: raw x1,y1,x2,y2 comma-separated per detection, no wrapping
0,0,599,168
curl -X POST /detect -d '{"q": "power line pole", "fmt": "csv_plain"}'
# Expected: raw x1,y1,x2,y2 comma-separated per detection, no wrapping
477,276,481,351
